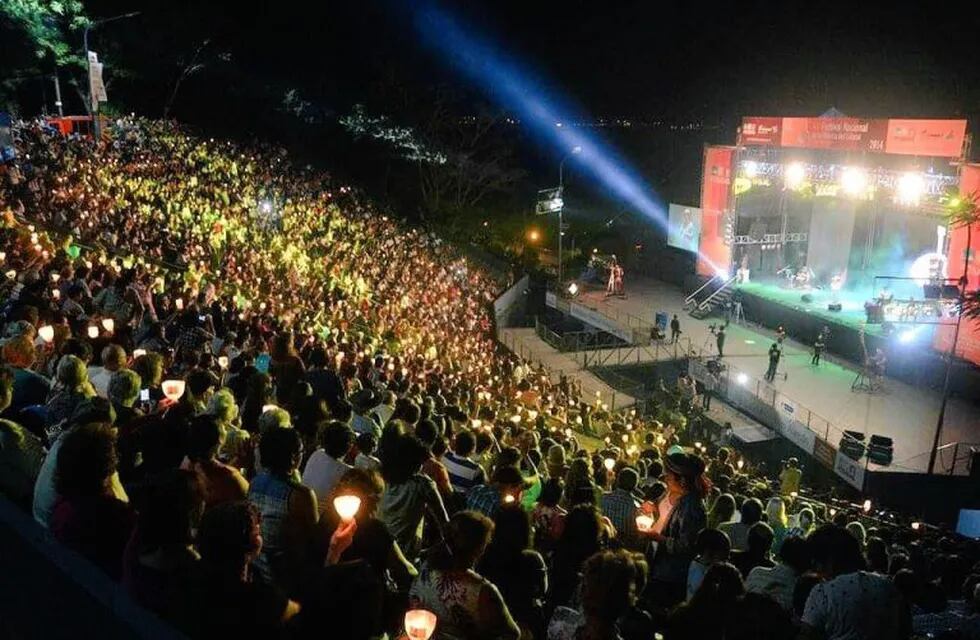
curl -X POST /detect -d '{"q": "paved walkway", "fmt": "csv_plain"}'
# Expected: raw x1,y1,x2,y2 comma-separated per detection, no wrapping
572,276,980,473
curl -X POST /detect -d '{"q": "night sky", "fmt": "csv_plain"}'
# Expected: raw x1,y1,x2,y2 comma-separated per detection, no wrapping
84,0,980,126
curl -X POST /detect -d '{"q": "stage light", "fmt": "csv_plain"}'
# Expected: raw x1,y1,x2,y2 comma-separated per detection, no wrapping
743,160,759,178
715,267,730,279
737,372,749,385
527,228,541,243
784,162,806,190
896,172,924,206
898,329,917,344
567,282,579,296
840,166,868,197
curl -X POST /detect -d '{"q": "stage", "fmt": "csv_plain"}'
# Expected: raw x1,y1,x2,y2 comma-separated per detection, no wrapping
571,274,980,476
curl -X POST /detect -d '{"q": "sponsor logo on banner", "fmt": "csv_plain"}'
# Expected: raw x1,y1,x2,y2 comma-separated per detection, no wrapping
885,119,967,158
740,117,782,145
834,450,866,490
776,395,816,455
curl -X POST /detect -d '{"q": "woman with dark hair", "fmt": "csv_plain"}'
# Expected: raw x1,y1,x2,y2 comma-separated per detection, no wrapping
377,433,448,561
323,467,417,587
409,511,520,640
547,504,604,616
269,333,305,409
548,549,649,640
181,414,249,508
123,469,205,618
668,562,744,640
176,501,299,638
51,423,136,579
247,427,318,594
641,452,710,609
240,372,274,434
478,503,549,638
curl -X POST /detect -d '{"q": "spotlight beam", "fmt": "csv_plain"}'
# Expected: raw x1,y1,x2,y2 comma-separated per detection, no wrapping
410,3,725,273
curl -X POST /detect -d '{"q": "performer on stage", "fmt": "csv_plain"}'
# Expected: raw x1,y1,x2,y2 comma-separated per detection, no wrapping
812,333,825,366
606,255,625,297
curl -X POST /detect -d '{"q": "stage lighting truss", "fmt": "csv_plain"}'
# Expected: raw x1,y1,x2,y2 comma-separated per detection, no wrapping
736,159,957,206
733,232,808,246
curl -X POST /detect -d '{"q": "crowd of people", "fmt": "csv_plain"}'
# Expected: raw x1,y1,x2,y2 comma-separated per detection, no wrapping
0,117,978,639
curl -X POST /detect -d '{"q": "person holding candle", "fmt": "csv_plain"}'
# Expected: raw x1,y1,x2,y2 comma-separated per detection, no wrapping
641,452,709,610
409,511,520,640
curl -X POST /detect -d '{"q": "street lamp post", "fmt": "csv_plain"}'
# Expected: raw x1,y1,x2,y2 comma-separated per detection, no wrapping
557,145,582,284
84,11,141,141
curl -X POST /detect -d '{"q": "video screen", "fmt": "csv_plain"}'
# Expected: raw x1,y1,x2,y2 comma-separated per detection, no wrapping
957,509,980,539
667,203,702,253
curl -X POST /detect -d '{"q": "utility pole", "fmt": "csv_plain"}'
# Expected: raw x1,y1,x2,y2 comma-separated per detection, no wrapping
84,11,141,141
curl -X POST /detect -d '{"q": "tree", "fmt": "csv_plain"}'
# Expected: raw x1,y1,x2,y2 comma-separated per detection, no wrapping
2,0,89,67
946,191,980,320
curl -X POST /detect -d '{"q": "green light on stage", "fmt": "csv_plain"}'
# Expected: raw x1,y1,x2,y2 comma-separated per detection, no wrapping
744,339,756,344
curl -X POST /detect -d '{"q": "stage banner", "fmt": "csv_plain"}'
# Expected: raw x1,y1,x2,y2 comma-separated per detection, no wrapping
833,450,866,491
739,117,782,145
775,394,816,455
884,119,967,158
697,146,734,277
780,117,887,152
933,164,980,364
812,437,837,470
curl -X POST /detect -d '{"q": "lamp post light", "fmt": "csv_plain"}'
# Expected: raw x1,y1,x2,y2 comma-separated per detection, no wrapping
84,11,141,140
556,145,582,285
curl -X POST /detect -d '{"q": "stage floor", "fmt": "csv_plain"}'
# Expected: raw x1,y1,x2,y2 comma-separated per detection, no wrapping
575,275,979,474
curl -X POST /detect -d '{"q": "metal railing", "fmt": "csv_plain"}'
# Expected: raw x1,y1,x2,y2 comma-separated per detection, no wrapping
697,275,738,310
534,319,626,353
574,335,696,370
685,274,719,306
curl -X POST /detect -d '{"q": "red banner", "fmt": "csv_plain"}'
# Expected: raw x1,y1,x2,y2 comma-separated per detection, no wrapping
885,119,967,158
739,117,782,145
933,163,980,364
697,146,734,277
780,117,888,152
739,116,967,158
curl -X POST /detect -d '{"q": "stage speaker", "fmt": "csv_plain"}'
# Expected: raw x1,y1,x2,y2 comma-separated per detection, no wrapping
923,284,941,300
801,294,814,303
942,284,960,299
868,434,893,467
828,303,842,312
839,430,866,461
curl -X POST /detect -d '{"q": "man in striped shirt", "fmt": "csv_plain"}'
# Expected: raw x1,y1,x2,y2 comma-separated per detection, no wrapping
442,430,486,494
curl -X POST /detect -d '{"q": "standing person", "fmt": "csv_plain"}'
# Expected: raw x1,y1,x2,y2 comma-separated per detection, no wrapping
248,427,319,594
765,343,781,382
715,326,726,358
702,369,718,410
779,458,802,497
800,524,909,640
641,452,710,610
670,315,681,344
812,333,825,366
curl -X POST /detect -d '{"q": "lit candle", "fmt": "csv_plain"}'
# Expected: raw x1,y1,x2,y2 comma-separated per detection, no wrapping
162,379,186,401
862,499,872,513
635,514,655,532
333,495,361,522
404,610,438,640
503,494,516,504
603,458,615,472
262,404,277,413
101,318,115,333
87,325,99,339
38,325,55,343
133,349,147,359
218,356,229,369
